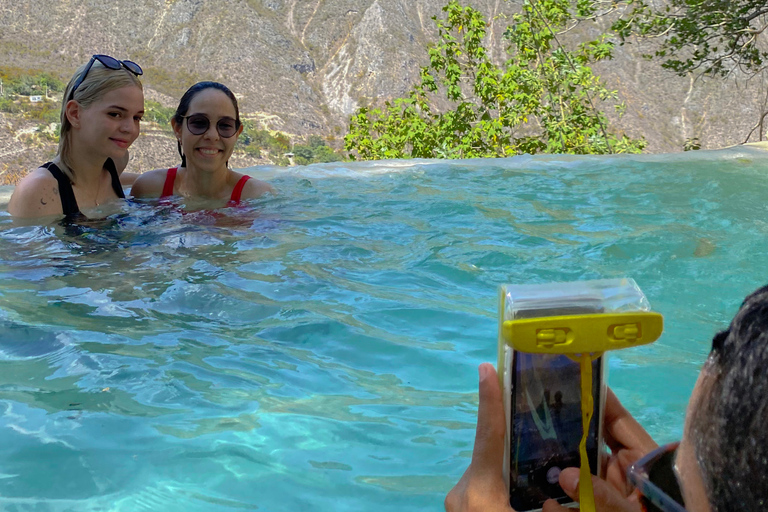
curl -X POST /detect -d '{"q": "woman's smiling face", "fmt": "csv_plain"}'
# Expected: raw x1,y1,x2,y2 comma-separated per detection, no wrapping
174,88,242,173
75,84,144,161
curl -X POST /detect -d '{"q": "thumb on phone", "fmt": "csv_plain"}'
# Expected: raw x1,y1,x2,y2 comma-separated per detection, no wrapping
540,468,642,512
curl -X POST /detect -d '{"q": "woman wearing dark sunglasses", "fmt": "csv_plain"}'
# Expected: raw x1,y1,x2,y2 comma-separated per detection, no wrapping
446,285,768,512
8,54,144,219
130,81,273,204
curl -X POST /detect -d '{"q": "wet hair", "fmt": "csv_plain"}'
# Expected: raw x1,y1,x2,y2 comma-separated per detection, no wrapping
173,81,241,167
58,60,143,183
689,285,768,511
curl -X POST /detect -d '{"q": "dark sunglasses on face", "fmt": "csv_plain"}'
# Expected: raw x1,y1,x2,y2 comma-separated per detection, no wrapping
628,442,687,512
182,114,240,138
69,54,143,100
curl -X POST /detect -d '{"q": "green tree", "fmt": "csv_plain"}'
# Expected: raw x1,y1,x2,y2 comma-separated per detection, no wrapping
235,120,296,161
307,134,326,149
613,0,768,77
293,145,315,165
0,67,66,96
0,97,22,114
292,136,344,165
144,100,176,130
313,145,343,163
344,0,644,160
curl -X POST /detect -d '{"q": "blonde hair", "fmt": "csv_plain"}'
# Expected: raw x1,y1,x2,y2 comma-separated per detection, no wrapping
58,60,143,182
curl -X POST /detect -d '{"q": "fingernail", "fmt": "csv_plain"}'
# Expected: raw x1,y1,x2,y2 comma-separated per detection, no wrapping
562,472,579,493
479,363,490,382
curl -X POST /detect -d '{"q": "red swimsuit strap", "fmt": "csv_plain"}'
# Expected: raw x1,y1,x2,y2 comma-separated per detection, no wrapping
229,175,251,203
161,167,178,198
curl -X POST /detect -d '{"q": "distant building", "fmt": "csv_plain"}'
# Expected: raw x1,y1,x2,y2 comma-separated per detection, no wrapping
29,95,43,103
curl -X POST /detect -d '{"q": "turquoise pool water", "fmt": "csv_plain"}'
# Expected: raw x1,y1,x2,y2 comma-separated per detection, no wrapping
0,147,766,511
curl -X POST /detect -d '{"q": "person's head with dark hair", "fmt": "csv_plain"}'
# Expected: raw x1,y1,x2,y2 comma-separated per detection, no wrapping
681,285,768,511
172,81,241,168
130,81,274,204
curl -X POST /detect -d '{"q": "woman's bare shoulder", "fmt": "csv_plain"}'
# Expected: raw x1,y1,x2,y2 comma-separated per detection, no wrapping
120,171,140,187
130,168,171,198
8,166,64,218
241,176,276,199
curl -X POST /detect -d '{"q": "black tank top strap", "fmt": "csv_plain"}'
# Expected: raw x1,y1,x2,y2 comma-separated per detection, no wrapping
41,162,80,217
104,158,126,199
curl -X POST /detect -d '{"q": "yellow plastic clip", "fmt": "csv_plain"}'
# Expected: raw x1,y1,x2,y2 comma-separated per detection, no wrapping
501,312,664,353
578,353,596,512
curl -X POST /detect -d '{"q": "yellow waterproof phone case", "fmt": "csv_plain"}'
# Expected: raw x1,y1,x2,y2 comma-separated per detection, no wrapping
498,278,663,512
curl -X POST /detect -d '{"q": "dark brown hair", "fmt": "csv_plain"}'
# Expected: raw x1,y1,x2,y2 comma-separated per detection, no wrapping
690,285,768,511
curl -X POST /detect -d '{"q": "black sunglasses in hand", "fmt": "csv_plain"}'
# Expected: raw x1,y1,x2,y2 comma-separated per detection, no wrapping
69,54,143,100
182,114,240,138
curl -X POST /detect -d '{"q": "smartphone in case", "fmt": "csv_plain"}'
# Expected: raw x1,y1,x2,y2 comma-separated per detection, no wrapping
504,347,605,511
498,279,654,511
498,288,622,511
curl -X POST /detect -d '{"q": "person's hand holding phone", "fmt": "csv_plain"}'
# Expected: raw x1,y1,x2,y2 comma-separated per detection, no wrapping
600,389,658,496
445,366,658,512
540,471,643,512
542,388,657,512
445,363,515,512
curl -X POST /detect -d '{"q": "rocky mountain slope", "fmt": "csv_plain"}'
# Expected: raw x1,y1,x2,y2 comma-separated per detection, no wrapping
2,0,767,168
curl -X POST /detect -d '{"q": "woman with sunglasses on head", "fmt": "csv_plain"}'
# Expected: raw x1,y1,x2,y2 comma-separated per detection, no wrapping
8,55,144,219
130,81,273,204
446,285,768,512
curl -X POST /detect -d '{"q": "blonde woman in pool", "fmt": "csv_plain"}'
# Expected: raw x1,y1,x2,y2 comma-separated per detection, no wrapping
130,81,273,204
8,54,144,220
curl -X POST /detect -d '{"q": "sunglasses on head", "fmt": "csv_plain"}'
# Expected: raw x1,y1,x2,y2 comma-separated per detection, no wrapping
182,114,240,138
69,54,143,101
628,442,687,512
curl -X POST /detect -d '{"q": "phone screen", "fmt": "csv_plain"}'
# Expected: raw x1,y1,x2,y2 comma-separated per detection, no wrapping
508,352,602,511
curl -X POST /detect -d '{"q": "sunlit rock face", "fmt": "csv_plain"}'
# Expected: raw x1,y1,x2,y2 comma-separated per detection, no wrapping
2,0,767,154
